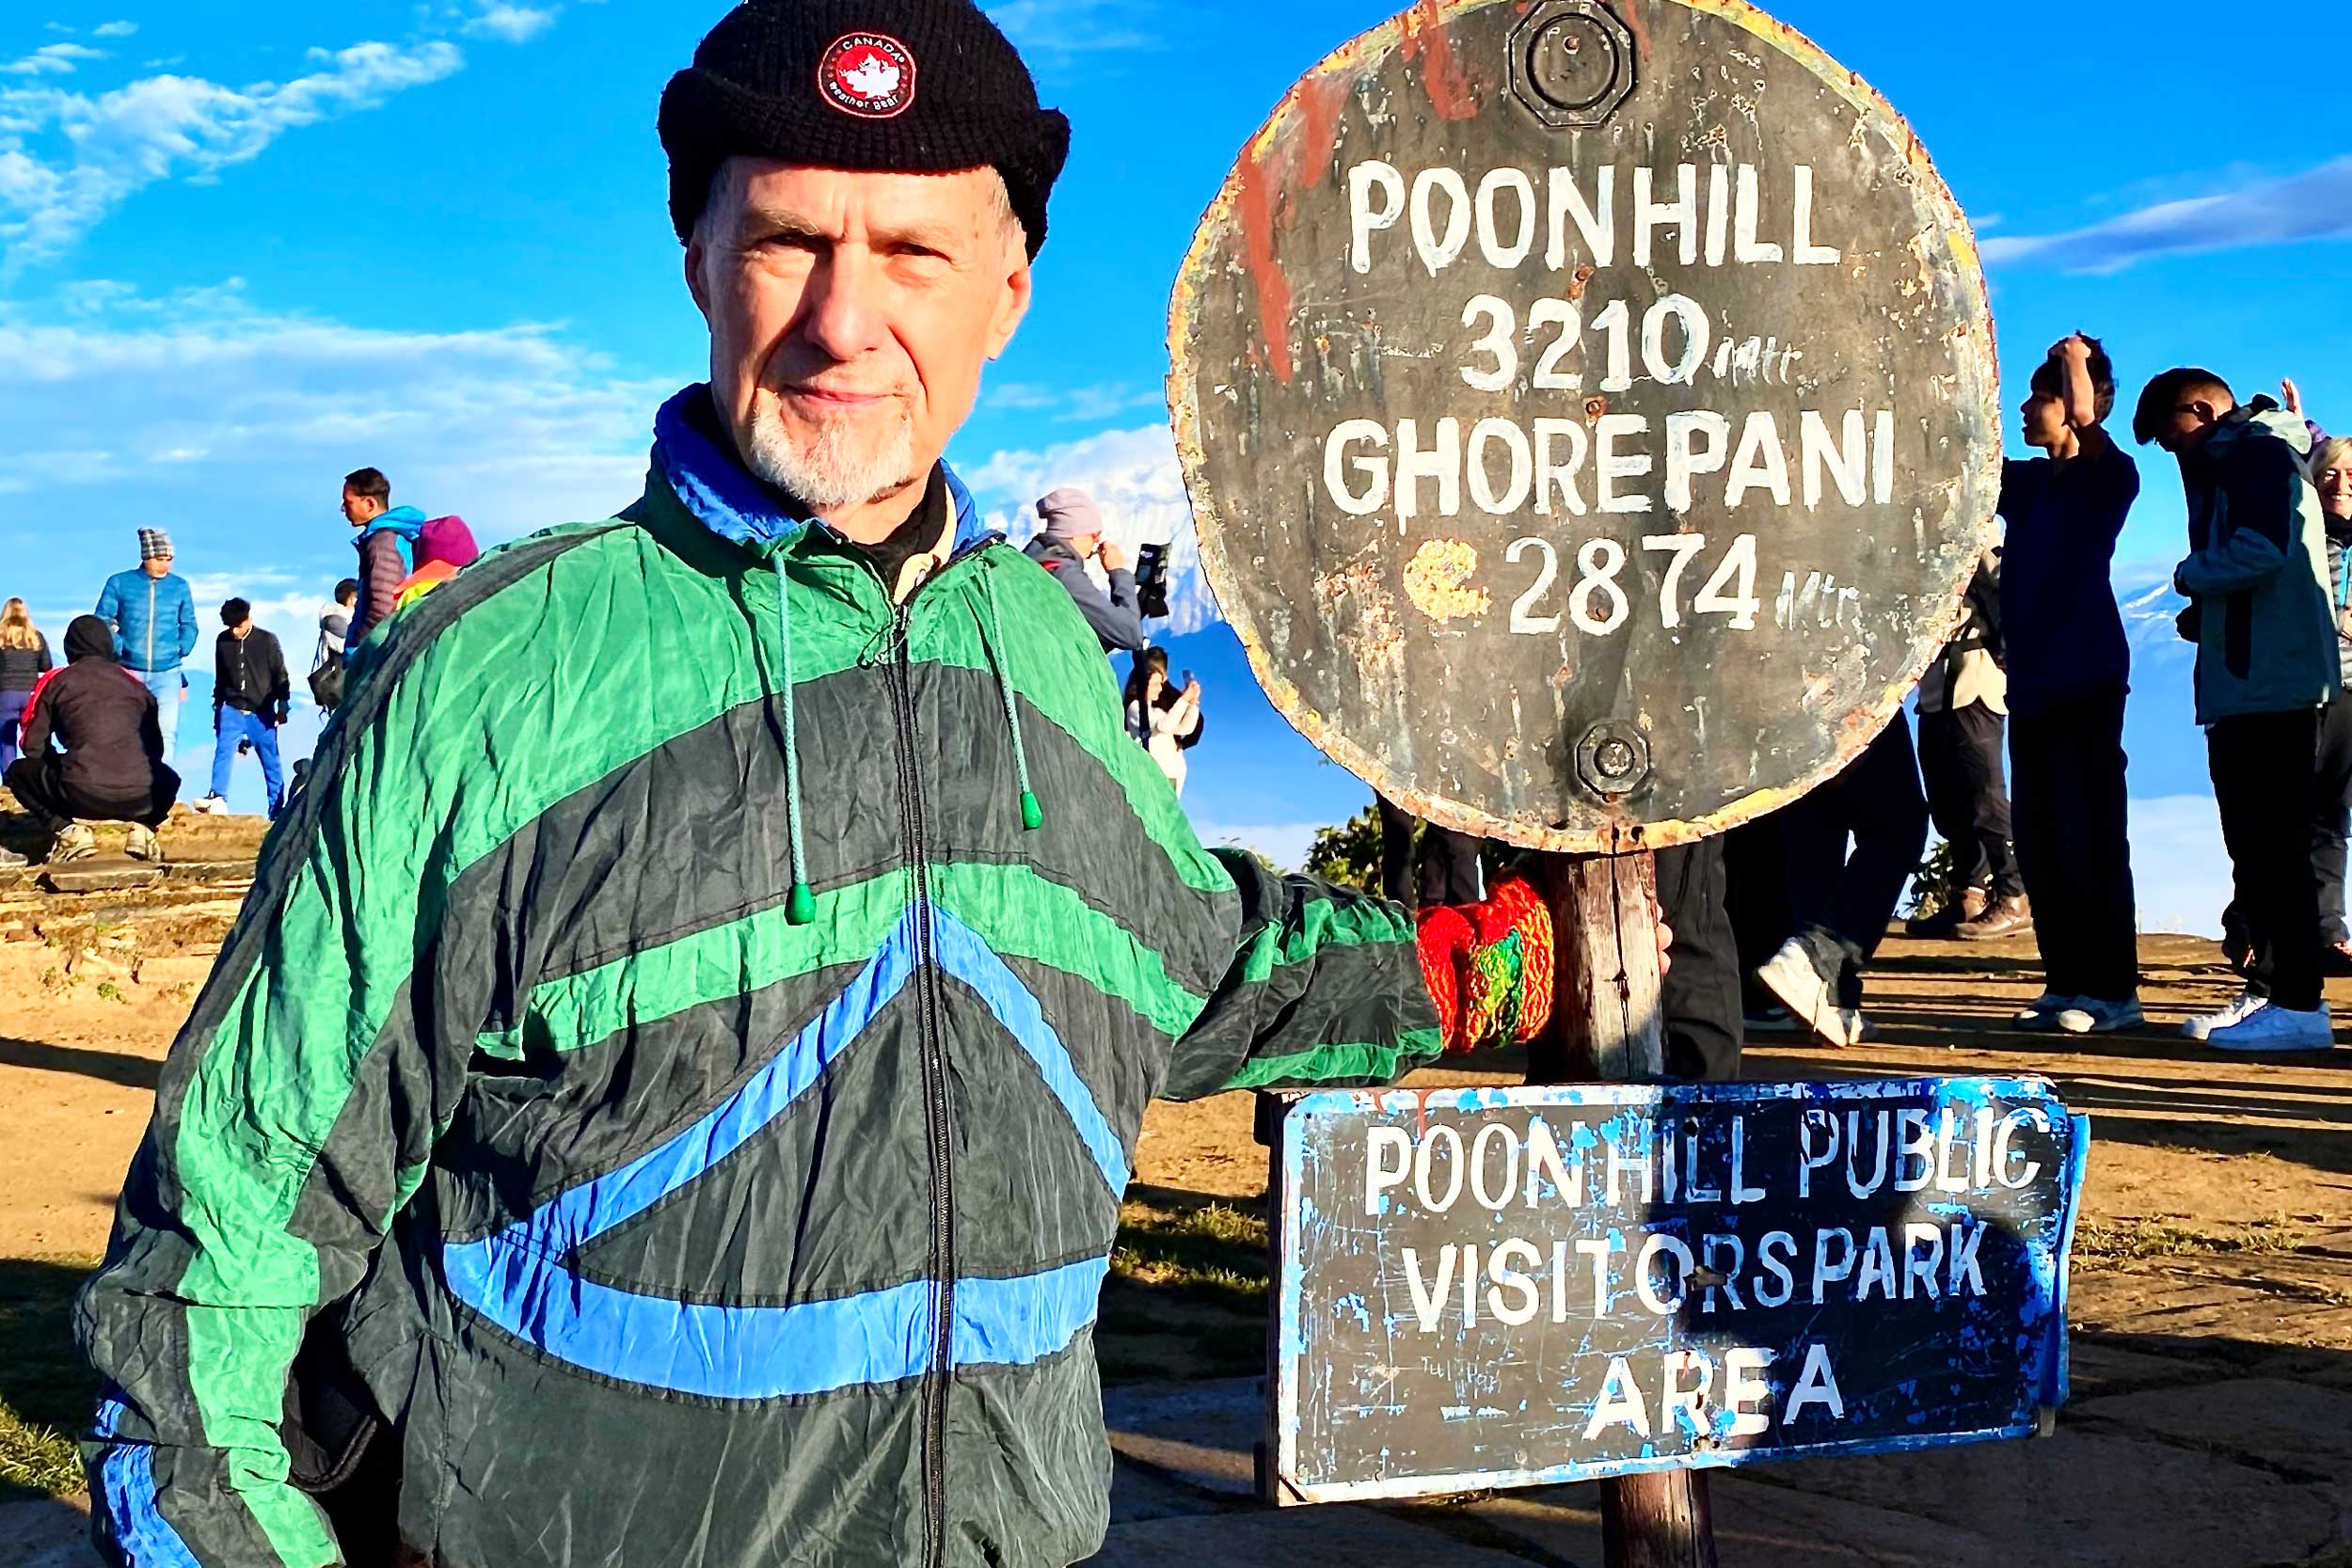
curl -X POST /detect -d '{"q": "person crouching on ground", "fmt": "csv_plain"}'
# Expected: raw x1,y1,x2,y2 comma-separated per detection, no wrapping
196,597,290,819
72,6,1586,1565
2139,367,2339,1052
0,614,179,867
2002,334,2144,1035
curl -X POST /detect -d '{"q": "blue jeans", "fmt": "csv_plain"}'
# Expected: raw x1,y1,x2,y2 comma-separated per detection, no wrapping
0,689,26,773
137,667,186,759
210,707,284,817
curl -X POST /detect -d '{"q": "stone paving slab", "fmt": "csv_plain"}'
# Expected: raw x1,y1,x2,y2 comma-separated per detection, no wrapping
1084,1504,1518,1567
1104,1377,1261,1498
1748,1430,2340,1568
2075,1377,2352,1484
1468,1476,2022,1568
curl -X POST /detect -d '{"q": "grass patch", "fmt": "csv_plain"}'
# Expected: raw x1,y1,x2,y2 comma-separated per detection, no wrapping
0,1257,99,1501
2073,1213,2307,1265
1097,1192,1270,1385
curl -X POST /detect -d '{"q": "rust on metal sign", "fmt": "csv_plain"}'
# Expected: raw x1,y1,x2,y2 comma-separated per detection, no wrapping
1168,0,1999,851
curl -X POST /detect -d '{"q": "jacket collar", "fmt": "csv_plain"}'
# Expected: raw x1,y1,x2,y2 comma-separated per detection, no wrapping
651,384,986,560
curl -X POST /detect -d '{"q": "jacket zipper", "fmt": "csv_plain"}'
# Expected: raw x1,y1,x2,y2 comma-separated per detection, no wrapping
145,579,155,673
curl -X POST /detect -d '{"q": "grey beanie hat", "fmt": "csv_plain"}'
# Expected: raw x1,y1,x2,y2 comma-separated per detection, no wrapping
1036,486,1103,541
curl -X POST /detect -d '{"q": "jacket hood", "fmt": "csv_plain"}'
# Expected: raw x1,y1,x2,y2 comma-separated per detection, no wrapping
65,613,117,662
2209,396,2312,459
650,384,985,558
363,506,427,538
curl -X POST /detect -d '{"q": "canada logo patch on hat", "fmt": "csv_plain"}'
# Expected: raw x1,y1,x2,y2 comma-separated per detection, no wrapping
818,32,915,119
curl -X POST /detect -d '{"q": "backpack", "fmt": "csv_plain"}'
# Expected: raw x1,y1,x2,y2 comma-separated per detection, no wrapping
417,515,481,572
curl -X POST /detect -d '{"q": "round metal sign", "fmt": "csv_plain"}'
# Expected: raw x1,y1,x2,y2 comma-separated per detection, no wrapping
1168,0,1999,851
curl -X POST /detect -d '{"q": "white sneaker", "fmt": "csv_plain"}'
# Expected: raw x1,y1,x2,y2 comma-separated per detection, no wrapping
2057,998,2143,1035
2183,990,2264,1041
2012,993,2078,1031
2207,1005,2336,1053
193,795,230,816
125,824,161,863
1756,940,1856,1046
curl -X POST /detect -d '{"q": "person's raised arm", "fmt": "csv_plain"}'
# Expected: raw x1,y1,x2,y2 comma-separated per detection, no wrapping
2058,334,2115,458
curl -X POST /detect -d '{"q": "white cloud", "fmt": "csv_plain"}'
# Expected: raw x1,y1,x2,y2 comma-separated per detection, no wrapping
960,421,1224,636
463,5,560,43
984,0,1159,59
92,22,138,40
0,282,675,553
1981,156,2352,274
0,39,465,263
4,41,106,77
982,376,1161,421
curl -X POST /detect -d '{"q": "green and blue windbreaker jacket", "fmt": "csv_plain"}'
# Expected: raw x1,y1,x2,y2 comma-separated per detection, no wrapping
78,387,1441,1568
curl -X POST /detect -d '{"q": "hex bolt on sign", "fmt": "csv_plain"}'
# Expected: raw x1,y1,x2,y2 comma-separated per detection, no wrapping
1511,0,1636,129
1577,722,1650,799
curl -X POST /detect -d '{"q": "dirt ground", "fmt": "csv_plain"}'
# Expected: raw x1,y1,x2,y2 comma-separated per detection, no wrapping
6,825,2352,1562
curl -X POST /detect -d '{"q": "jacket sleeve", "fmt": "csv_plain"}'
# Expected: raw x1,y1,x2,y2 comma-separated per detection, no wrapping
1057,564,1147,654
266,634,291,718
19,669,56,757
38,632,52,674
2176,440,2299,598
174,586,200,666
1158,848,1441,1101
79,660,483,1567
350,536,406,649
95,578,123,652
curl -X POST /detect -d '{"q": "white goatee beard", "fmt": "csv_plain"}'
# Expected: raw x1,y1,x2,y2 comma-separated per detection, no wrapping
741,401,920,514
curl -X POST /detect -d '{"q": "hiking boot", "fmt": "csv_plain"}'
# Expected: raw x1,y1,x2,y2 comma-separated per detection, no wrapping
2011,992,2078,1031
47,823,97,863
126,823,162,863
1954,894,2032,941
1755,939,1858,1046
1904,886,1987,939
2183,990,2264,1041
2207,1004,2337,1053
2056,997,2143,1035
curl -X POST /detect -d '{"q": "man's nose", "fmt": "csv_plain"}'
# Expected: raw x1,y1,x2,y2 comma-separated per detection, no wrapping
795,255,890,364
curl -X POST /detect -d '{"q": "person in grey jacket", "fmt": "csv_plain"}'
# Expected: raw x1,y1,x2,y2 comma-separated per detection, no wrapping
1024,485,1144,653
2138,368,2339,1051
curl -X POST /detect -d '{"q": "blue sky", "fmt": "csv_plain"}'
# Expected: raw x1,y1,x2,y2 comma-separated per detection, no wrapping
4,1,2350,923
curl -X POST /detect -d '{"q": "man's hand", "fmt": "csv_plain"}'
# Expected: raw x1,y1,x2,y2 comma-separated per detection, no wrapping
2058,333,2093,363
2283,376,2304,417
1097,541,1131,575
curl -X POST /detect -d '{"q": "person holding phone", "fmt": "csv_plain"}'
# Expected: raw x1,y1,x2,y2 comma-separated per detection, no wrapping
1123,646,1203,794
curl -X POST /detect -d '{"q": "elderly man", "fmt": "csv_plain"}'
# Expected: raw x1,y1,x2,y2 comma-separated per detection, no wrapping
78,6,1567,1567
1026,485,1146,653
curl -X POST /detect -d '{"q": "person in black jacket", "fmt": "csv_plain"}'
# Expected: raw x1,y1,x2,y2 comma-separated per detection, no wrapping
196,597,290,818
2,614,179,865
0,596,53,774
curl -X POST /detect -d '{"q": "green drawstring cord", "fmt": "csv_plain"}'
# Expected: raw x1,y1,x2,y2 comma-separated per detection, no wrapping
775,557,816,925
979,567,1043,832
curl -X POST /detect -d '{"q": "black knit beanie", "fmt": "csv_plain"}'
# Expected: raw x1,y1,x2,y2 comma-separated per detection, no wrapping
660,0,1070,258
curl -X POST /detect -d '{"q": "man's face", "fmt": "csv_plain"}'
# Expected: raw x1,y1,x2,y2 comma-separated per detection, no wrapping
342,487,385,528
230,620,252,640
2020,387,2068,451
686,159,1033,530
2153,399,2224,456
142,554,171,579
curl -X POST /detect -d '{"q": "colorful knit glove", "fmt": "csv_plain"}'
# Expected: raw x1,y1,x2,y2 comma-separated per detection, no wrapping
1415,876,1555,1054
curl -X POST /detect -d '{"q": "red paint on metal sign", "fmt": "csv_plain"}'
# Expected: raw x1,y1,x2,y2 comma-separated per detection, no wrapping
1233,150,1295,385
1397,0,1480,120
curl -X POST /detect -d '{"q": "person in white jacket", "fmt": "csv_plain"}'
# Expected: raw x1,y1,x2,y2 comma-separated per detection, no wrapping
1123,647,1201,795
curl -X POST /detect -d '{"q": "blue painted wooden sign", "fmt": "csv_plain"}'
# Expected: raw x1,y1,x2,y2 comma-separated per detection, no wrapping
1270,1077,2089,1504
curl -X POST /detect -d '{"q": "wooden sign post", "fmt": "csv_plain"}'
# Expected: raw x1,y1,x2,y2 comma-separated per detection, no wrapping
1534,847,1710,1567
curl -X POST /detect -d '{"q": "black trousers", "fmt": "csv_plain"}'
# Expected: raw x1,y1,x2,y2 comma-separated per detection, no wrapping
1778,717,1930,1008
1373,796,1486,909
1375,796,1417,906
1722,816,1791,1015
1916,702,2022,899
4,755,176,833
2210,708,2326,1011
2010,690,2137,1002
2313,698,2352,943
1656,839,1741,1082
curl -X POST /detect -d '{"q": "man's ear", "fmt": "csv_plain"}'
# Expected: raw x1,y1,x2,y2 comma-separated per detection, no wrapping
986,259,1033,360
684,236,713,322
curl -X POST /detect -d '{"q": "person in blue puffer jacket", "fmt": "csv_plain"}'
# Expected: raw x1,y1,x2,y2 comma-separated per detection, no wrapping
340,467,426,656
93,527,199,761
